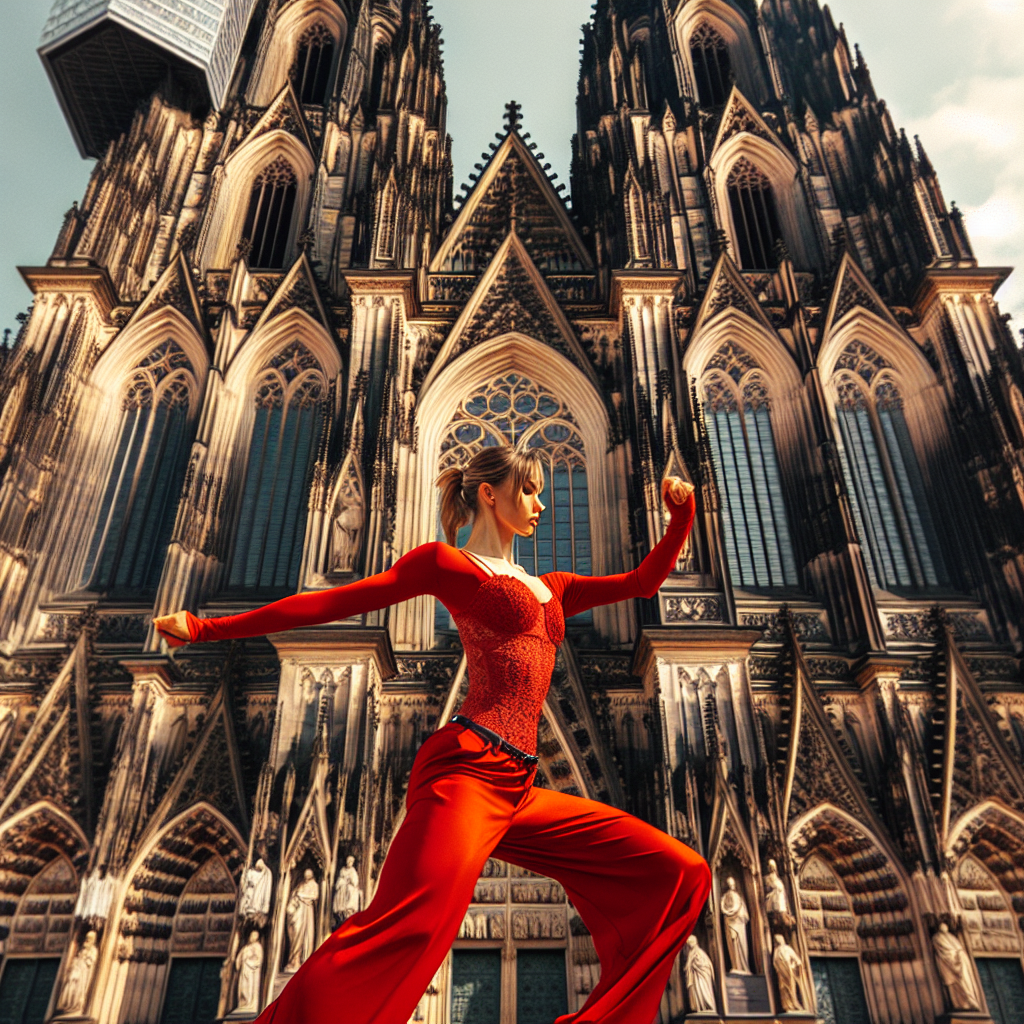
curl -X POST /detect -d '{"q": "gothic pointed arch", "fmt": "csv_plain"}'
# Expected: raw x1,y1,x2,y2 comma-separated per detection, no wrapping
824,333,949,592
395,335,623,650
709,103,817,270
250,0,347,105
697,342,799,589
82,335,202,594
201,112,316,270
673,1,768,106
0,803,89,968
115,804,244,984
226,340,330,592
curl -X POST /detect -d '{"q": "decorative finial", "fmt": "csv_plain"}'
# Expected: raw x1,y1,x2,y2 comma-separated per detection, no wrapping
504,100,523,134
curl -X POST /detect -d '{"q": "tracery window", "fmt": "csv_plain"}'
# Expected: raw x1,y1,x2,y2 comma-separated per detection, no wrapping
727,159,783,270
701,346,798,589
229,342,327,591
690,23,733,107
832,342,947,591
291,24,334,105
437,374,592,626
83,340,195,594
241,157,298,270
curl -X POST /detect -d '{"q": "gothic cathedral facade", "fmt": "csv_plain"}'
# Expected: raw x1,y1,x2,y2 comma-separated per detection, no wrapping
1,0,1023,1022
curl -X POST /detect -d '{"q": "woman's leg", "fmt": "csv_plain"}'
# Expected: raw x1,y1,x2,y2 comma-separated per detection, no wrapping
255,726,533,1024
493,786,711,1024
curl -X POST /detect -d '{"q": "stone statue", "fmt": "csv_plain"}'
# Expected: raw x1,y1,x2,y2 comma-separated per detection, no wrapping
932,923,981,1011
330,489,364,573
74,867,116,925
721,877,751,974
234,930,264,1013
333,855,362,925
772,934,808,1012
764,859,789,916
285,869,320,973
683,935,716,1013
56,930,98,1015
238,858,273,925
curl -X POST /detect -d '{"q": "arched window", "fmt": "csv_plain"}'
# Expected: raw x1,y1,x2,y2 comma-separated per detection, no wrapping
368,43,391,113
833,342,947,591
229,342,327,591
83,341,195,594
690,23,733,107
241,157,298,270
727,159,783,270
291,24,334,105
437,374,592,626
701,346,798,589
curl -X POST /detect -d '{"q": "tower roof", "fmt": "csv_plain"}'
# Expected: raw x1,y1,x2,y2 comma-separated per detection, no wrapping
432,108,593,276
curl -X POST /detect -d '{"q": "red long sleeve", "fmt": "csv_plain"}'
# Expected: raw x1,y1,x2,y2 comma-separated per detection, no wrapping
189,543,472,643
183,494,696,643
544,493,696,620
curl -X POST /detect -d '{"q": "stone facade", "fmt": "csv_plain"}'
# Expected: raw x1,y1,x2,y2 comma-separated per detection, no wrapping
0,0,1023,1021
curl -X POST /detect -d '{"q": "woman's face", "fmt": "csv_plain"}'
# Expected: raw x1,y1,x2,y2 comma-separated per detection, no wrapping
486,471,546,538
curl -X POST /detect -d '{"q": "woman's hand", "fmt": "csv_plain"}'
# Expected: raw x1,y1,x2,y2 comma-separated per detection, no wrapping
154,610,194,648
662,476,696,519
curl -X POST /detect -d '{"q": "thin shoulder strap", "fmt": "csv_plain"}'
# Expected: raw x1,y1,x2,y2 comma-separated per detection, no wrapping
459,549,496,577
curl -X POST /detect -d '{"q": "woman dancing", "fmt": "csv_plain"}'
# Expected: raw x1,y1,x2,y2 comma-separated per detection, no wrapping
155,444,711,1024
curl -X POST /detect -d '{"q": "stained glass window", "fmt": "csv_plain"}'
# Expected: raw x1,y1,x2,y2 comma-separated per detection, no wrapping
291,24,333,105
690,23,733,107
727,159,784,270
832,343,947,591
242,157,298,270
701,348,798,590
437,375,592,628
84,341,194,594
229,343,326,591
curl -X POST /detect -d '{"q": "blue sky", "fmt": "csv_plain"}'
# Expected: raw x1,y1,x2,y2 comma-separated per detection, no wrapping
1,0,1020,335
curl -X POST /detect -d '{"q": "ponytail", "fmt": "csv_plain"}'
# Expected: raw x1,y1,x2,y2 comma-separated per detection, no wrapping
436,443,544,546
437,466,473,546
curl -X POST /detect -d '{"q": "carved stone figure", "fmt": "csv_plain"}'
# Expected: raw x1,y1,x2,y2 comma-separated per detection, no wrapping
721,877,751,974
683,935,716,1013
234,930,264,1013
333,855,362,924
772,934,808,1012
330,489,364,573
932,923,981,1011
763,859,789,916
285,870,320,973
239,858,273,925
56,929,98,1015
74,867,116,925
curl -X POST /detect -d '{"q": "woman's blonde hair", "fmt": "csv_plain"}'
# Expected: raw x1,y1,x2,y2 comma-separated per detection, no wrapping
436,444,544,546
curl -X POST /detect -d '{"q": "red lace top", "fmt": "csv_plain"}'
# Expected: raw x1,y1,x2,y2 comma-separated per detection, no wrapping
183,495,695,754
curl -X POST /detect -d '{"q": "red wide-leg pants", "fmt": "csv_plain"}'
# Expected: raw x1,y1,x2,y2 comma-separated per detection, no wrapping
255,723,711,1024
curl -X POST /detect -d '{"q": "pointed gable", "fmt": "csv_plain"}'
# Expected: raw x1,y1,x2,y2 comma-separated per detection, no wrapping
248,82,315,154
932,629,1024,846
694,252,774,333
823,251,901,336
432,132,592,276
0,637,93,829
423,233,601,392
256,253,331,330
130,252,206,335
777,617,883,833
713,86,784,155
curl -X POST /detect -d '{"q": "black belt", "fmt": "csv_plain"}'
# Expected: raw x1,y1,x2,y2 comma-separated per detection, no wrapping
451,715,540,767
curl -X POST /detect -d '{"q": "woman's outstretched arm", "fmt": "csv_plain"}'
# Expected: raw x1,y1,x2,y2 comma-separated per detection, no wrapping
155,543,451,646
548,479,697,620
